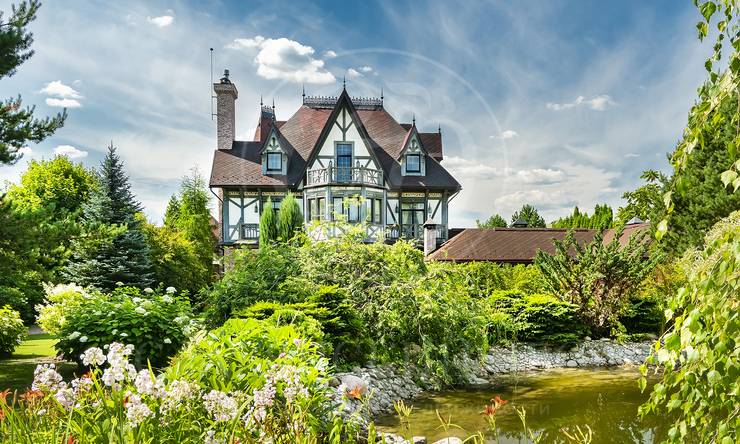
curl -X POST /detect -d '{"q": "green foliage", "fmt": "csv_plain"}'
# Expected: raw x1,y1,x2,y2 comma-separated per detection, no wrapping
34,283,91,335
259,197,278,246
54,287,199,368
206,242,300,325
551,204,614,229
618,169,667,223
535,227,661,336
277,192,304,241
618,294,663,335
0,1,66,165
140,215,211,298
511,204,546,228
163,170,216,288
64,145,153,290
476,213,507,228
237,280,372,367
0,305,26,355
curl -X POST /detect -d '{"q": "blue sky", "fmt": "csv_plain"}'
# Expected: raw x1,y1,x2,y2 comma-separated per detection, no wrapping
0,0,711,226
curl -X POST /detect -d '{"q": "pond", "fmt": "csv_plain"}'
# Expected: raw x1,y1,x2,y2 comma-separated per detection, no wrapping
375,367,667,443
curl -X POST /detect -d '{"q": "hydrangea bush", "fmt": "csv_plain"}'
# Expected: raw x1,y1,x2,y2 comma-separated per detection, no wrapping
0,330,362,443
0,305,26,356
54,286,200,368
35,283,91,335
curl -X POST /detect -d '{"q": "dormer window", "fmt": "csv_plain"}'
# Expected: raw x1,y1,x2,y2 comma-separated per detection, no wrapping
405,154,421,173
266,152,282,172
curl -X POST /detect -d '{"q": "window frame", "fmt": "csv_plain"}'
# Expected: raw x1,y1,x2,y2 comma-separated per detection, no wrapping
405,154,421,173
266,152,282,172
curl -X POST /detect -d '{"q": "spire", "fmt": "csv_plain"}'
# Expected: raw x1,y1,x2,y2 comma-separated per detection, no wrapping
271,98,276,121
412,114,416,126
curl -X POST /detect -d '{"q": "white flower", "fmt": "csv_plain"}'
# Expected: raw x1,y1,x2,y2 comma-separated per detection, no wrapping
144,288,154,294
253,381,276,408
125,394,153,426
162,295,173,304
32,364,65,392
134,369,164,398
37,409,47,416
135,306,147,315
81,347,106,366
202,390,238,422
115,281,124,287
68,331,81,340
161,379,198,414
163,338,172,344
120,332,129,337
54,386,75,410
111,329,118,335
79,336,88,343
204,430,225,444
165,286,176,294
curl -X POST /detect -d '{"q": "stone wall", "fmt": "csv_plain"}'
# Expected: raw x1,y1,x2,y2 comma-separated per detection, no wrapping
332,339,653,418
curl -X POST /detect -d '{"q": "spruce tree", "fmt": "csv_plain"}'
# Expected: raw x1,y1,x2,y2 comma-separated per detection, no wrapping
163,194,180,229
1,1,66,165
277,192,304,241
64,144,153,290
259,198,277,246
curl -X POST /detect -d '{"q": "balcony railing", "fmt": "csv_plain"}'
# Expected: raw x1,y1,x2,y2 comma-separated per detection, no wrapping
240,223,259,240
306,166,383,187
386,224,448,241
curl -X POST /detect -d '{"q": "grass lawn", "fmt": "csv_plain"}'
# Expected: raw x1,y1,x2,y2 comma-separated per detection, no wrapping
0,333,78,393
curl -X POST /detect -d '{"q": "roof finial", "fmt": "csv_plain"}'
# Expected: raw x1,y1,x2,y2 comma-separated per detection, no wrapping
412,114,416,126
272,98,276,120
260,94,263,107
302,84,305,99
342,75,346,90
380,86,384,101
438,124,441,134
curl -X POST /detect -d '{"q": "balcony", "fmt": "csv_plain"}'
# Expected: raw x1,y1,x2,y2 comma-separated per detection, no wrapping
386,224,448,242
306,166,383,187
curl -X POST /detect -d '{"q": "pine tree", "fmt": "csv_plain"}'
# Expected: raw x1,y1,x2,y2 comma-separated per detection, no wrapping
511,204,546,228
259,198,277,246
1,1,66,165
277,192,304,241
163,194,180,229
64,144,153,290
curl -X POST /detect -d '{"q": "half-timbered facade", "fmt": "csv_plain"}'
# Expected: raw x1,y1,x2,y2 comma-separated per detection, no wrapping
208,70,461,248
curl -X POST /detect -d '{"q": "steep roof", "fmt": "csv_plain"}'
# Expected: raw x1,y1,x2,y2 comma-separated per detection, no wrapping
209,91,458,191
428,224,650,263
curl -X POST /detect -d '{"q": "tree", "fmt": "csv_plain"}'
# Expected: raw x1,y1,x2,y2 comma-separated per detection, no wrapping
552,204,614,229
535,227,660,337
259,198,278,246
638,3,740,442
277,192,304,241
617,170,667,223
476,213,507,228
1,1,66,165
510,204,545,228
64,144,153,290
165,170,216,283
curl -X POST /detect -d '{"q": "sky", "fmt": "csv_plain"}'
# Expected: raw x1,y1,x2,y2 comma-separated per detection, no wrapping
0,0,713,227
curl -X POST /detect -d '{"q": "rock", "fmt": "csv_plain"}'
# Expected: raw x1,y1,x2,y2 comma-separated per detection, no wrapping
432,438,463,444
328,377,340,387
584,336,592,341
412,437,427,444
565,360,578,367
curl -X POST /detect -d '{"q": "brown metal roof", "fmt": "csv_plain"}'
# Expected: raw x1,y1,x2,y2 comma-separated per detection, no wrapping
209,94,458,191
428,224,650,263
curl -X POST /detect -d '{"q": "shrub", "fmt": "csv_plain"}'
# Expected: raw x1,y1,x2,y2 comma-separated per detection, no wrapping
238,279,372,367
277,192,304,241
206,242,300,326
35,283,91,335
535,227,661,337
619,294,664,335
55,287,199,368
0,305,26,356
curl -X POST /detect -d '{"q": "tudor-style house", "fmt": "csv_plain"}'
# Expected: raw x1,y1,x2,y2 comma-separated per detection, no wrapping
208,70,461,249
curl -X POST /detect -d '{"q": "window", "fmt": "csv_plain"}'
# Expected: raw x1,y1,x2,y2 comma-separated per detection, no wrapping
266,153,282,172
318,198,325,220
336,143,352,182
309,199,318,221
347,199,359,222
405,154,421,173
374,198,382,223
333,197,344,220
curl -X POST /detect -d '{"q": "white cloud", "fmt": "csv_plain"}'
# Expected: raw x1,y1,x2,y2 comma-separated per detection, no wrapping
228,36,335,84
624,153,639,158
546,94,615,111
39,80,82,99
347,68,362,78
494,189,574,210
491,129,518,139
360,65,373,73
443,156,509,180
54,145,88,158
516,168,565,184
46,98,82,108
323,49,337,58
147,15,174,28
17,146,33,156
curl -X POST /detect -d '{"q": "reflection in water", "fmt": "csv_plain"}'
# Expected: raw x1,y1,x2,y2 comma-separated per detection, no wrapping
375,368,667,443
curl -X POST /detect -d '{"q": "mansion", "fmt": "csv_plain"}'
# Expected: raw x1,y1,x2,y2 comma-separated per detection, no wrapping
208,70,461,248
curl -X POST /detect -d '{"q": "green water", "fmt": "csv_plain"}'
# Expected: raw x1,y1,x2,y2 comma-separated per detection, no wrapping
375,368,666,443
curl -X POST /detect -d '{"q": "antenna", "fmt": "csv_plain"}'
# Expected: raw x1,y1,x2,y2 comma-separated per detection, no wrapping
210,48,216,120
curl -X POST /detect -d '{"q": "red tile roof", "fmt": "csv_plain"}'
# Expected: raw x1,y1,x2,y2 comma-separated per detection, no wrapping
428,224,650,263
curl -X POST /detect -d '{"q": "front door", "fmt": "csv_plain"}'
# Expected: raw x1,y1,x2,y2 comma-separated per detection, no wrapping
400,202,425,239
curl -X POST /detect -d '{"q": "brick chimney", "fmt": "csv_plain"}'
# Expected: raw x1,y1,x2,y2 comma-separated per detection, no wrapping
214,69,238,151
423,218,438,257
